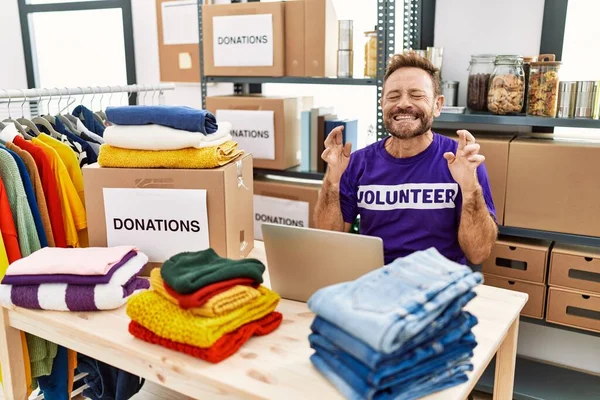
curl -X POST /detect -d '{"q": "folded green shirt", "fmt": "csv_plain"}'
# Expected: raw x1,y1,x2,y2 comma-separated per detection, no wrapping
160,248,265,294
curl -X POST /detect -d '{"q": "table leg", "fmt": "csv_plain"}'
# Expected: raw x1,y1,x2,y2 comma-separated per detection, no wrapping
493,317,519,400
0,308,27,400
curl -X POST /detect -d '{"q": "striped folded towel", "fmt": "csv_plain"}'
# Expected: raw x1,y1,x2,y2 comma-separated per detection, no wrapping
0,253,150,311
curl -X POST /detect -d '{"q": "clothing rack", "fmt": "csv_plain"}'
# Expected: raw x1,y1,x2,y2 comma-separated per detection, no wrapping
0,83,176,100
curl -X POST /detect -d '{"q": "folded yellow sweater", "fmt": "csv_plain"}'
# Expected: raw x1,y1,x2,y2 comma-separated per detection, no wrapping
98,141,244,169
126,286,279,348
149,269,260,317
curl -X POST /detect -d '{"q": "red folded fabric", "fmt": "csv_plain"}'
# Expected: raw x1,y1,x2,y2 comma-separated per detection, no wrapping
163,277,258,309
129,312,282,363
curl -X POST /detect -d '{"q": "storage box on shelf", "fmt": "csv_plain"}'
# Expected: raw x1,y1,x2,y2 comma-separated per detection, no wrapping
482,237,551,319
83,154,255,273
206,95,301,170
545,243,600,333
253,177,321,240
438,131,513,224
284,0,306,77
483,275,546,319
547,287,600,334
504,135,600,237
305,0,338,77
202,2,285,76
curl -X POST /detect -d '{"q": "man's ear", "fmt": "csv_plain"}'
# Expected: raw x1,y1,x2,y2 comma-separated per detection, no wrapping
433,95,445,117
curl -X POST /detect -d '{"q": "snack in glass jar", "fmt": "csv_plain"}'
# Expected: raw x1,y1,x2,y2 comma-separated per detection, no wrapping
487,74,525,115
526,56,561,117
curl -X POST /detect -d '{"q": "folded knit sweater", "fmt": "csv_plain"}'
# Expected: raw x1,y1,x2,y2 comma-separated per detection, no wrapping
105,106,218,134
161,248,265,294
150,268,260,317
126,286,279,348
98,141,243,169
129,312,282,363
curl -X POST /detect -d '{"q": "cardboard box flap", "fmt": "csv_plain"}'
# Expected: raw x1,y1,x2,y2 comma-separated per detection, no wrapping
552,243,600,259
497,236,552,252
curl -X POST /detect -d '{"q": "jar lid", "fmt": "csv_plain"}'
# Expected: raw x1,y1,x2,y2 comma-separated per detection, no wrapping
530,54,561,66
523,56,538,62
470,54,496,62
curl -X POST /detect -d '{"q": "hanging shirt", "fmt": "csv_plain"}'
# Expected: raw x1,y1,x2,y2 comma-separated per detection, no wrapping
37,134,86,206
0,149,41,256
6,142,55,247
0,176,22,263
36,122,89,168
72,105,105,136
53,118,97,165
32,139,86,248
14,137,67,248
0,234,9,278
2,147,48,248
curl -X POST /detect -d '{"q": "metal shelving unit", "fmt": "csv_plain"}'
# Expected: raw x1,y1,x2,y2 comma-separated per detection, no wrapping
499,226,600,248
435,110,600,129
254,167,324,181
205,76,377,86
198,0,398,180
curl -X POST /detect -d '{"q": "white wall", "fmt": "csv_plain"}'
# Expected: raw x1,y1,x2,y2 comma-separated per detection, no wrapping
434,0,545,108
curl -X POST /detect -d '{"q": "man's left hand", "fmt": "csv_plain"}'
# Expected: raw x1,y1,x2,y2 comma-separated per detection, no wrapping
443,130,485,194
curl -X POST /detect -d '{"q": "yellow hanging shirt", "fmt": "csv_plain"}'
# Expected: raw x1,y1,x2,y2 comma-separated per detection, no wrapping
32,139,86,247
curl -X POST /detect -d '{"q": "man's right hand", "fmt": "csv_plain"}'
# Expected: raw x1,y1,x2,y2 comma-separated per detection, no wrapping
321,126,352,184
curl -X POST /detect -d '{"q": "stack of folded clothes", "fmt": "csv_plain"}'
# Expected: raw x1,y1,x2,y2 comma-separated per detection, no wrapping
98,105,244,169
126,248,282,363
307,248,483,400
0,246,149,311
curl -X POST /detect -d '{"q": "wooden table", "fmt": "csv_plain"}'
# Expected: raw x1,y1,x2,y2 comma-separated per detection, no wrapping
0,242,527,400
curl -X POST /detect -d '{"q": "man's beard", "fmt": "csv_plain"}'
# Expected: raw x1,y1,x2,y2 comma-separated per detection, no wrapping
384,107,433,140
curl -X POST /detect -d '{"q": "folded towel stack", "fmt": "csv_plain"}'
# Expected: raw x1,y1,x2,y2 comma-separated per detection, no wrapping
126,248,282,363
0,246,150,311
307,248,483,400
99,105,244,169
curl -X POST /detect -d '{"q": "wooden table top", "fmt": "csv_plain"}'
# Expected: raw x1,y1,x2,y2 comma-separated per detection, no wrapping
3,241,528,400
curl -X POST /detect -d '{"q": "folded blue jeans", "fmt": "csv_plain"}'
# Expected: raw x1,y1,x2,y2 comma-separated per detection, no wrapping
311,348,472,400
105,105,218,134
311,293,477,369
310,313,477,386
308,248,483,353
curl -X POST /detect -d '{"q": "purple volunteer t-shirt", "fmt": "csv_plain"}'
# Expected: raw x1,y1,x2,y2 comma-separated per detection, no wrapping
340,133,496,265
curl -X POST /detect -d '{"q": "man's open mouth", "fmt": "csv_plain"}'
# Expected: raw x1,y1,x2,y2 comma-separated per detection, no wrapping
392,114,418,121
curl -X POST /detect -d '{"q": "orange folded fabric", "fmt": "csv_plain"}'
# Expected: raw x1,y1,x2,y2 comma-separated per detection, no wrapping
128,312,282,363
164,277,258,309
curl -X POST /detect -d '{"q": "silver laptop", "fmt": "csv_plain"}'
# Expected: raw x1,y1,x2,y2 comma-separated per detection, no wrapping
261,224,385,302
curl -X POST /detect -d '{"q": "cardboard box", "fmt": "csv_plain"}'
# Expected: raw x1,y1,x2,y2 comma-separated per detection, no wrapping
505,136,600,236
202,2,285,76
484,274,546,319
206,95,300,170
550,243,600,294
155,0,201,83
547,287,600,333
83,154,255,273
285,0,305,76
253,177,321,240
438,131,512,224
305,0,338,77
482,237,551,283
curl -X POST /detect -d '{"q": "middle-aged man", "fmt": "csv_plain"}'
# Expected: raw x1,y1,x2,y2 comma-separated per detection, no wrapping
314,53,498,265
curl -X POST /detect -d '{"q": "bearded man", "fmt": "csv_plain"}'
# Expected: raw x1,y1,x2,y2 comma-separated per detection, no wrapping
314,53,498,265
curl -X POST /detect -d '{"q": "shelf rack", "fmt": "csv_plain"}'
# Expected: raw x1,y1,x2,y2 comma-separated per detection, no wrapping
435,110,600,129
205,76,378,86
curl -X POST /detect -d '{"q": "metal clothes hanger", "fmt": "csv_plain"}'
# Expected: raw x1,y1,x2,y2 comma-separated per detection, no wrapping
32,89,62,139
16,89,42,137
90,86,105,126
56,87,79,134
96,86,107,122
2,89,29,138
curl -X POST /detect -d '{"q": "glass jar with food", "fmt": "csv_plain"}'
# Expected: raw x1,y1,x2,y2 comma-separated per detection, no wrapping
520,56,537,113
526,54,561,117
467,54,496,111
364,30,377,78
487,55,525,115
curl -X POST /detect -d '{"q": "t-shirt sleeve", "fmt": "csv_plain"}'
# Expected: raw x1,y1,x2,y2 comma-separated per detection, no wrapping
339,157,359,224
476,162,498,223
